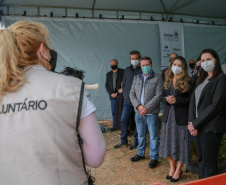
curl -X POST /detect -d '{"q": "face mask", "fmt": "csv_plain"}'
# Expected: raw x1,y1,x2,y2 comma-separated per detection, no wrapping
142,66,151,75
111,65,118,70
189,63,196,69
171,66,182,75
131,60,139,66
201,60,215,72
49,49,57,72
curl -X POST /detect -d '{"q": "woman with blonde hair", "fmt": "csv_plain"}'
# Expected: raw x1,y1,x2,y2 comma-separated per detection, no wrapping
159,56,194,182
0,21,106,185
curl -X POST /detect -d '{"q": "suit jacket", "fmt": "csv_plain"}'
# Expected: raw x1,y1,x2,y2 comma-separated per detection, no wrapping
161,80,194,126
122,65,142,101
188,73,226,133
105,68,124,100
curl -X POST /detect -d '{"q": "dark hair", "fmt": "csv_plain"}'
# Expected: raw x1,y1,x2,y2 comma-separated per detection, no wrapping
130,50,141,59
196,56,201,62
140,56,152,64
111,59,118,64
60,66,85,80
197,49,222,84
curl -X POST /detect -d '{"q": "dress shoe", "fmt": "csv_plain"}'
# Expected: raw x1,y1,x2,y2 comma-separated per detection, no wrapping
166,175,172,180
110,128,116,132
166,168,176,179
114,142,128,149
170,171,183,182
129,143,138,150
130,154,145,162
148,160,158,168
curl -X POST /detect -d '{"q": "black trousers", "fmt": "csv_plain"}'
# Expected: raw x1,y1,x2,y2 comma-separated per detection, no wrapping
115,93,124,130
195,131,223,179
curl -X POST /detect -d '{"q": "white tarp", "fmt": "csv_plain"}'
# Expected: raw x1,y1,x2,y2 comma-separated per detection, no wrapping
2,16,226,120
184,24,226,62
159,22,185,69
3,16,160,120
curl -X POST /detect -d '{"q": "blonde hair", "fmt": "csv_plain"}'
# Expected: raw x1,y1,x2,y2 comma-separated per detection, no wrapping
0,21,49,100
164,56,191,93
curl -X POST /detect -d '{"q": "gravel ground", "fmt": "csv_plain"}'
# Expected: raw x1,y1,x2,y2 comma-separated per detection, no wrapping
88,128,199,185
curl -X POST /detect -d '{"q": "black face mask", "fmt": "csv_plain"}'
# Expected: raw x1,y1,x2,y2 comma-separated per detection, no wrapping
189,63,196,69
49,49,57,72
111,65,118,70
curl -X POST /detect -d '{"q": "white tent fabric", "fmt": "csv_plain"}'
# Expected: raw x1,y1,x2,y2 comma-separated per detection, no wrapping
1,0,226,20
184,24,226,61
2,16,226,120
3,16,160,120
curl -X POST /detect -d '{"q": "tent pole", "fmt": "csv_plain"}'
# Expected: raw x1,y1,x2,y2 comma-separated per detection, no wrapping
37,7,40,16
92,0,96,18
171,0,198,12
169,0,180,12
159,0,167,13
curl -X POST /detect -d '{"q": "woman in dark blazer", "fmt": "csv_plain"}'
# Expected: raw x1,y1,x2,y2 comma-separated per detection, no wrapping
188,48,226,179
160,56,194,182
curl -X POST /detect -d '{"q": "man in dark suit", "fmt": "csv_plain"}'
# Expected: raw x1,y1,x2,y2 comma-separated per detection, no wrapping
114,50,142,150
105,59,124,131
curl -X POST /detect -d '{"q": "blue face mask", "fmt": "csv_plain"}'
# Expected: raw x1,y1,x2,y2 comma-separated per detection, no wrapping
142,66,151,74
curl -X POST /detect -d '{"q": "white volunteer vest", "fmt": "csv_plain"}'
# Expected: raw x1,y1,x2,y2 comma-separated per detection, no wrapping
0,66,88,185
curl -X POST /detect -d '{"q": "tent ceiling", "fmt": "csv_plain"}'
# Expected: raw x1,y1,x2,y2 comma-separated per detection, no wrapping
1,0,226,19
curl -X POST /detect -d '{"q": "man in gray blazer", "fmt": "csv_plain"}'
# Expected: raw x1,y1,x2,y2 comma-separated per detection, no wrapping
129,56,163,168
